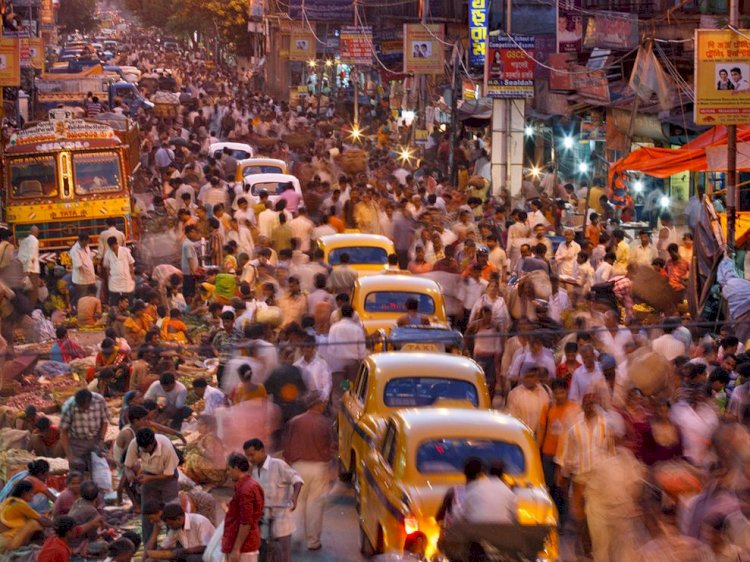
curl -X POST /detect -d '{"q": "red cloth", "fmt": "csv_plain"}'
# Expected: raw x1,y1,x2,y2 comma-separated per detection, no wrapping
37,535,71,562
222,474,264,553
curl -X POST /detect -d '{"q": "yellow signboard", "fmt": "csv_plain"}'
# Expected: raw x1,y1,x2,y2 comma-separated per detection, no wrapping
29,37,44,69
289,30,315,62
404,24,445,75
0,39,21,87
695,29,750,125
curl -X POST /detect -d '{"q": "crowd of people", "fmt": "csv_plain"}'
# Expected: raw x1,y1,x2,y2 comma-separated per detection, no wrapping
0,24,749,562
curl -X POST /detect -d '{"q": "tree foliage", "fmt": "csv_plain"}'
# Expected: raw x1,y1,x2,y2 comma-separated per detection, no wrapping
58,0,98,32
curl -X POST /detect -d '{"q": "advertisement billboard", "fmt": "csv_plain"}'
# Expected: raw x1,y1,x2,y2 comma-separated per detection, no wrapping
0,39,20,87
289,30,316,62
557,0,582,53
694,29,750,125
340,26,372,66
485,35,535,99
404,24,445,75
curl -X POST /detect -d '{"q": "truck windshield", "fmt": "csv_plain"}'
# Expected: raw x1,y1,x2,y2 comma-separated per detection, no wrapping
9,156,58,199
73,152,122,195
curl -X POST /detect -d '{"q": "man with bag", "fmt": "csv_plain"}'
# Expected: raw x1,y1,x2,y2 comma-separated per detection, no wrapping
59,389,110,475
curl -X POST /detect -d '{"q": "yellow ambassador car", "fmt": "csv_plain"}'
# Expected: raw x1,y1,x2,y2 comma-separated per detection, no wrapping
338,353,490,501
234,157,288,182
352,275,449,335
358,408,559,560
318,233,395,275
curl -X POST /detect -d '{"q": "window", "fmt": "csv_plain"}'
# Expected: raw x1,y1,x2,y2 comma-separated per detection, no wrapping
216,149,252,160
329,246,388,265
416,439,526,475
381,422,397,468
9,157,58,199
357,367,369,403
248,181,288,196
383,377,478,408
72,153,122,195
242,165,284,176
364,291,436,314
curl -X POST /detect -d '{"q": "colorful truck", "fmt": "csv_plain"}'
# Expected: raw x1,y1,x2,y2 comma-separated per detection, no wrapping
1,111,140,252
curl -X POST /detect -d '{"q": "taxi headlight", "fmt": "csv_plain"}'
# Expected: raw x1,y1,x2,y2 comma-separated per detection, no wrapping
404,515,419,535
517,505,557,526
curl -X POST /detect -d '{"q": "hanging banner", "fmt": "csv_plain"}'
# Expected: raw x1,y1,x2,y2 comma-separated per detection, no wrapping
29,37,44,69
469,0,488,68
404,24,445,75
0,39,21,87
548,52,575,91
557,0,582,53
584,11,639,50
694,28,750,125
377,29,403,65
289,30,316,62
576,66,610,102
485,35,535,99
340,26,372,66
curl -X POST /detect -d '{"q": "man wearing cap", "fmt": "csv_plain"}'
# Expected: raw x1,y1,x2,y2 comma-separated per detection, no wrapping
282,393,333,551
146,503,215,562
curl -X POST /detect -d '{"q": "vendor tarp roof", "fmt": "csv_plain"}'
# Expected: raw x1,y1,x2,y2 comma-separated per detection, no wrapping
610,125,750,180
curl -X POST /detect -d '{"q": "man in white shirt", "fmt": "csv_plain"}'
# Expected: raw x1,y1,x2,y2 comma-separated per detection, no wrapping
149,503,215,561
486,234,507,280
508,336,557,382
669,365,719,467
596,310,633,364
326,305,367,398
257,201,280,239
124,428,180,544
594,252,615,285
244,438,303,562
98,218,126,258
629,230,657,267
555,229,580,277
652,319,689,361
290,207,315,253
227,217,254,258
548,276,570,323
17,225,40,302
507,365,552,438
101,236,135,306
191,377,228,416
569,345,604,403
144,372,192,429
454,458,517,525
70,232,96,308
294,336,333,401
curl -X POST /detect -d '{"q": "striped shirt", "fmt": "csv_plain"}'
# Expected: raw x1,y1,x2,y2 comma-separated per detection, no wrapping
556,412,614,478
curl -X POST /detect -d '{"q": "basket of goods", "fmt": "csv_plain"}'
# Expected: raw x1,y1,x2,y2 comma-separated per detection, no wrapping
152,91,181,118
254,137,276,151
627,348,669,396
632,303,656,322
336,148,368,175
282,132,310,150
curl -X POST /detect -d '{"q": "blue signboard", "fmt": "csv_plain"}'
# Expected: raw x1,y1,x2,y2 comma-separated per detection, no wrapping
469,0,488,67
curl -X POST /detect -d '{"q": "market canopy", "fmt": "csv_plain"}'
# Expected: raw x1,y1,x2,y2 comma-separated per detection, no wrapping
609,125,750,181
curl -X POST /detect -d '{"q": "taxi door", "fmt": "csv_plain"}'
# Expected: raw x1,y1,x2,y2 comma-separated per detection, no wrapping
338,363,369,474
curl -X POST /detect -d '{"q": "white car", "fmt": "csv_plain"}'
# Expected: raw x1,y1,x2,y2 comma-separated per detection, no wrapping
209,142,254,161
235,173,302,208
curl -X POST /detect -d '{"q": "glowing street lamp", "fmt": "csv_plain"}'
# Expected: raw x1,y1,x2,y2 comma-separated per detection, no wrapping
398,146,414,164
308,59,317,68
325,59,333,67
578,161,589,174
633,180,644,193
660,195,670,208
530,166,541,178
349,124,364,142
525,125,534,137
562,136,575,150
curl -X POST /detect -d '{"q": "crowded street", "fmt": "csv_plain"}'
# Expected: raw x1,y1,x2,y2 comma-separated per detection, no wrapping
1,2,750,562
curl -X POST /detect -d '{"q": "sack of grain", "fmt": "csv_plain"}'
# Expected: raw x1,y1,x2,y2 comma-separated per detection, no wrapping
628,347,669,396
0,429,30,452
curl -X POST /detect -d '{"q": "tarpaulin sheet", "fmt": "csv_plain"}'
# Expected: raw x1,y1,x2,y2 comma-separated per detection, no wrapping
609,125,750,182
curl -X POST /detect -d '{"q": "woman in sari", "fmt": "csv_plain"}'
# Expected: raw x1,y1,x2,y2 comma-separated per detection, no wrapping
182,415,226,489
0,480,52,552
0,460,56,514
160,309,191,345
93,337,131,391
49,326,86,364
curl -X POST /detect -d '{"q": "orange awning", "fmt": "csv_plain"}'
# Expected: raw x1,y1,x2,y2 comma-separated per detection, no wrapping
609,125,750,183
718,211,750,248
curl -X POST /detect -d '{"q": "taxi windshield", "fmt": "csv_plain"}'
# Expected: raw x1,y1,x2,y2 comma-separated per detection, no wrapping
9,156,58,199
364,291,435,314
416,439,526,475
73,152,122,195
248,181,290,196
384,377,478,407
242,165,284,176
329,246,388,265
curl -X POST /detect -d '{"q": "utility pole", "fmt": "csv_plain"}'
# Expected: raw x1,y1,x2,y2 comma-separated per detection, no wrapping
352,0,359,129
727,0,739,254
448,45,459,184
419,0,428,127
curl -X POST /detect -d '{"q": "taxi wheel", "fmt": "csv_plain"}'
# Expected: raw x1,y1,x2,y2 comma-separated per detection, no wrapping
359,521,375,556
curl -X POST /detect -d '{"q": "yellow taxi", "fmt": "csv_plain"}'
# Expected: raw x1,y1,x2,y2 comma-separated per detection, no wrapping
352,274,449,335
234,157,288,182
318,233,395,276
338,353,490,506
358,408,558,559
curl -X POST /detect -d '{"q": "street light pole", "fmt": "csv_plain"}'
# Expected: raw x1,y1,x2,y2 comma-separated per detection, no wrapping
727,0,739,254
353,0,359,129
